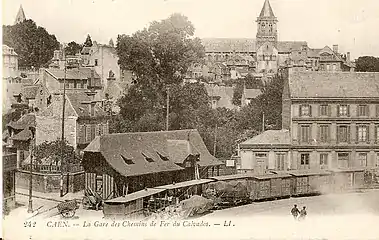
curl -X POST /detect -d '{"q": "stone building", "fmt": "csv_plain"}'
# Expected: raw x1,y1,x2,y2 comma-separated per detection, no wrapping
199,0,355,83
239,70,379,174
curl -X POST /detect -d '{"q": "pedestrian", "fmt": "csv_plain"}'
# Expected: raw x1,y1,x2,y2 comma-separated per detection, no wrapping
299,206,307,221
291,204,300,220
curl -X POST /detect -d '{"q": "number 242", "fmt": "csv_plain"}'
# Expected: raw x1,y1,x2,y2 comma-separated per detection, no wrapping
24,221,36,227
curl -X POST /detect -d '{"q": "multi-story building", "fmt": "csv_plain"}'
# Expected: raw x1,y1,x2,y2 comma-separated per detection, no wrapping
239,70,379,174
200,0,355,82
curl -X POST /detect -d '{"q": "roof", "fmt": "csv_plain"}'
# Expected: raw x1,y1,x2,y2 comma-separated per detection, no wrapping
66,92,107,118
253,173,291,180
243,88,262,99
154,179,215,190
289,72,379,99
201,38,307,53
81,46,92,55
284,170,331,176
45,68,100,81
210,173,253,181
328,167,366,173
7,113,36,130
84,129,221,177
240,129,290,146
277,41,308,53
167,140,200,164
22,85,40,99
14,5,26,25
10,128,33,141
259,0,276,18
307,48,322,58
105,188,165,203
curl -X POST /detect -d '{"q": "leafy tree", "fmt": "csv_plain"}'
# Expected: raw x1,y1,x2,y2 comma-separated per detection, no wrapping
232,74,263,106
116,13,205,132
33,139,81,165
232,82,244,106
64,41,82,55
84,34,93,47
3,19,60,68
355,56,379,72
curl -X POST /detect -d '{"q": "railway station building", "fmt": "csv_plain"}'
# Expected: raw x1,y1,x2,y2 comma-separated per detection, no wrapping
239,70,379,174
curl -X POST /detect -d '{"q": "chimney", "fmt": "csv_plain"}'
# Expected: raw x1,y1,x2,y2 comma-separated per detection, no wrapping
333,45,338,53
346,52,351,63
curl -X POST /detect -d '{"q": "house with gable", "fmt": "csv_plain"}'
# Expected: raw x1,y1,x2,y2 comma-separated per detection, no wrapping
82,129,222,199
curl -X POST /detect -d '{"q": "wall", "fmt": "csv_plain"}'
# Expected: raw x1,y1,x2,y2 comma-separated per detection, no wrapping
15,170,84,193
42,70,61,94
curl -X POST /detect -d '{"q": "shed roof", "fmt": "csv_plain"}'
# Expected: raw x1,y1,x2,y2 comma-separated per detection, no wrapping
105,188,165,203
289,72,379,99
84,129,221,177
154,179,215,190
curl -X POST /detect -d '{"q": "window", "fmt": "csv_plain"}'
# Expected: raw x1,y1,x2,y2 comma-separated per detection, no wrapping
337,125,349,143
332,64,337,71
377,153,379,167
86,125,91,142
95,174,103,194
338,105,349,116
98,124,102,136
319,105,329,116
376,125,379,142
91,124,96,140
73,80,77,89
326,64,330,71
300,153,310,169
300,104,311,116
320,153,328,169
256,153,267,158
95,59,98,66
90,104,95,117
276,153,285,170
337,153,349,168
319,125,330,142
300,125,311,143
358,153,367,167
376,105,379,117
357,125,369,142
358,105,369,117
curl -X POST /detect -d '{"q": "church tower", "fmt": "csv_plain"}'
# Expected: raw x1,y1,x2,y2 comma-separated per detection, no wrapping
256,0,278,48
14,5,26,25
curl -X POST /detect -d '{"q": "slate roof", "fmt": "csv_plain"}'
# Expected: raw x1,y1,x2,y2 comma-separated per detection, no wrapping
243,89,262,99
7,113,36,130
201,38,307,53
10,128,33,141
289,72,379,99
259,0,276,18
240,129,290,146
167,140,200,164
83,129,221,177
45,68,101,86
66,92,107,118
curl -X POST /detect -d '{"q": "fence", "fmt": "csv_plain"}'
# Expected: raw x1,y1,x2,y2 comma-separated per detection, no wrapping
21,164,83,174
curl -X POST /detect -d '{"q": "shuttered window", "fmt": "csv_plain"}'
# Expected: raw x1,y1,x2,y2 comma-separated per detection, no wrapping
319,105,329,116
358,105,369,117
300,125,311,143
318,125,330,142
91,124,96,141
337,125,350,143
79,124,86,143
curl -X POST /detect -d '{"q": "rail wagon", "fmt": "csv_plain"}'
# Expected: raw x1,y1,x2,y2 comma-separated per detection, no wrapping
285,170,333,196
328,168,365,192
207,174,252,205
269,172,295,198
249,173,288,201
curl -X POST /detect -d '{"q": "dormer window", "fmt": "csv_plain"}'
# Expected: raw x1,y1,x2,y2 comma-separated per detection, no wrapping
157,152,169,161
121,155,134,165
90,103,95,117
142,153,154,163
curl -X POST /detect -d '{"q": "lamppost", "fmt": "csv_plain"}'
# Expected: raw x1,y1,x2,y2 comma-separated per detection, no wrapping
27,110,36,213
60,48,67,197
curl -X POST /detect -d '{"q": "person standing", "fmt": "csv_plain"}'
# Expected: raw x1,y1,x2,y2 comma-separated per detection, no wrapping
299,206,307,221
291,204,300,220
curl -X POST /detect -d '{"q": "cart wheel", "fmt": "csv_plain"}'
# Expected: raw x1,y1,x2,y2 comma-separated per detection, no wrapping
61,209,76,218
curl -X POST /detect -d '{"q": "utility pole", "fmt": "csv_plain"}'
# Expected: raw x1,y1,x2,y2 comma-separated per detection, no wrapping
213,124,217,156
166,87,170,131
60,50,67,197
27,108,35,213
262,111,265,132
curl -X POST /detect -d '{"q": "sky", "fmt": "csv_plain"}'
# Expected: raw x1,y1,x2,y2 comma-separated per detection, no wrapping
2,0,379,59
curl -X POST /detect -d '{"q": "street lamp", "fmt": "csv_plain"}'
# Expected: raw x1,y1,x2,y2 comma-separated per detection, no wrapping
27,117,36,213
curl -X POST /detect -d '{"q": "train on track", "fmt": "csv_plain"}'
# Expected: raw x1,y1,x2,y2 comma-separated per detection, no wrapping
103,167,378,219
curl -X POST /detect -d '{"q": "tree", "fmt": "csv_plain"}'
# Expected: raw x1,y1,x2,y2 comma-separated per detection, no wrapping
355,56,379,72
64,41,82,55
115,13,205,132
34,139,81,165
232,75,263,106
84,34,93,47
3,19,60,68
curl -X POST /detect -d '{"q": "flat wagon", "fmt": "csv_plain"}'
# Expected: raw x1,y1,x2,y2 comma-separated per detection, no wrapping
103,188,165,219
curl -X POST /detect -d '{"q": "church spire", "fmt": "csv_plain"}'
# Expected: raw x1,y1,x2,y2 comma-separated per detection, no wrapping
14,5,26,25
259,0,276,19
